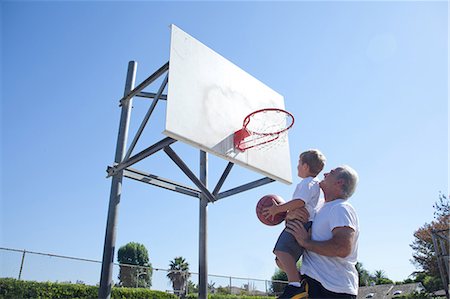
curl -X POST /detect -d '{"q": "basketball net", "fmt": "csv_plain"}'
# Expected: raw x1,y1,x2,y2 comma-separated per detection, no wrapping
234,108,294,152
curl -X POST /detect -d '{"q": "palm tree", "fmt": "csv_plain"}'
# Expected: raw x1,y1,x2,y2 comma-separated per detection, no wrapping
356,262,373,286
373,269,393,285
167,256,191,297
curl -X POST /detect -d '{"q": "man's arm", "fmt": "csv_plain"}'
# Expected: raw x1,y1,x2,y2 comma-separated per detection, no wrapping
285,220,355,258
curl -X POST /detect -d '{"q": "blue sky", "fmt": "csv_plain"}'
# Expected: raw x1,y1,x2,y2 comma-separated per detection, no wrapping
1,0,448,291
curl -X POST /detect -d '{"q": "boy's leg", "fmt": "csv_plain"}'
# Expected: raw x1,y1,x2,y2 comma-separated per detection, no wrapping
274,250,300,283
275,257,284,271
273,224,311,283
273,229,307,298
273,223,313,298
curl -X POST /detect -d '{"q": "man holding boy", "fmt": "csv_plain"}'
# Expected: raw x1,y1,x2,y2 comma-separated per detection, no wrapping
285,165,360,299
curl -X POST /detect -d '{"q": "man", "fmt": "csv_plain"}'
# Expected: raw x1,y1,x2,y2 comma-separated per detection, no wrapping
285,165,359,299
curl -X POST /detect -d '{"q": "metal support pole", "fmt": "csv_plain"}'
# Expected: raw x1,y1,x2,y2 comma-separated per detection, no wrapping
18,249,26,280
438,237,449,263
99,61,136,299
432,231,449,299
198,150,208,299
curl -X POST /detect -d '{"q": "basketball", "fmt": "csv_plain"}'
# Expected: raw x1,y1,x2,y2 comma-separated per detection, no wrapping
256,194,286,226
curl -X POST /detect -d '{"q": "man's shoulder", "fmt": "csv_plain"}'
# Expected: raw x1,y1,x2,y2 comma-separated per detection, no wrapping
330,200,359,220
332,199,354,207
326,199,357,214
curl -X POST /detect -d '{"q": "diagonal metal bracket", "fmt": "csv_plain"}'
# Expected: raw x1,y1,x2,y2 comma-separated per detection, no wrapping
217,177,275,200
136,92,167,100
163,146,216,203
107,137,177,177
123,74,169,161
119,62,169,106
123,167,200,198
212,162,234,196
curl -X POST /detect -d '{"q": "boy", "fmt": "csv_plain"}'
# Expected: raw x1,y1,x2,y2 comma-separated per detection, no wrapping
263,149,326,299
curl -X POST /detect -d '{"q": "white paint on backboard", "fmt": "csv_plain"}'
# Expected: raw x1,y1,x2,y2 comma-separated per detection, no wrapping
164,25,292,184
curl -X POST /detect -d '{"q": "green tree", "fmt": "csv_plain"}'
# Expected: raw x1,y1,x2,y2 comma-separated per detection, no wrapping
270,260,302,294
117,242,152,288
187,280,198,294
216,285,231,295
409,193,449,292
373,269,393,285
433,193,449,218
167,256,190,297
270,268,288,294
409,272,443,294
356,262,373,286
208,281,216,294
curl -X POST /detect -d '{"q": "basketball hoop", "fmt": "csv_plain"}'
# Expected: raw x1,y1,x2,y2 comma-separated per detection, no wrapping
234,108,294,152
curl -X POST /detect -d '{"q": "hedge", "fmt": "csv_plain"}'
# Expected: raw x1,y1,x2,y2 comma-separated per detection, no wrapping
186,294,276,299
0,278,177,299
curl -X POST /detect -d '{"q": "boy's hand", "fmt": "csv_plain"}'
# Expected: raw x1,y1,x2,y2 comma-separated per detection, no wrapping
262,199,280,220
286,207,309,222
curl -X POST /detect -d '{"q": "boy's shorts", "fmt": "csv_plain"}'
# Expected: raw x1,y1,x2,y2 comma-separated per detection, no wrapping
273,221,313,262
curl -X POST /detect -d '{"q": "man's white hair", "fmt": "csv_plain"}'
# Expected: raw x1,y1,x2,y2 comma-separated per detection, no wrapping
337,165,359,199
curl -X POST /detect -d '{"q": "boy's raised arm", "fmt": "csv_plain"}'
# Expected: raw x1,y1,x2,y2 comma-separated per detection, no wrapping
262,198,305,221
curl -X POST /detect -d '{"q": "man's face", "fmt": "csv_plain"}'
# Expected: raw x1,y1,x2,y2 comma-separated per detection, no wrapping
319,167,342,191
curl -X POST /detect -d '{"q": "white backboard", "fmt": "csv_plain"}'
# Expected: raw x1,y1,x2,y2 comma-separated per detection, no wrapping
164,25,292,184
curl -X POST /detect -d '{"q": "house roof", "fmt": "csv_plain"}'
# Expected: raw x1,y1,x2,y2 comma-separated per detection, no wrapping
357,282,425,299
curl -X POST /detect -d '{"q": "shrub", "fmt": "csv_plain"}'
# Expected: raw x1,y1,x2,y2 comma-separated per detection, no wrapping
186,294,276,299
0,278,176,299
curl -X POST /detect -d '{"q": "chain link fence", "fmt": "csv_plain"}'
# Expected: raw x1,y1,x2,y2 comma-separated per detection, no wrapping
0,247,286,296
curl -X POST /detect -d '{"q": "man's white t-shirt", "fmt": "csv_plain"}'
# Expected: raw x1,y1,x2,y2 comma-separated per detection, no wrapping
300,199,359,295
292,177,321,222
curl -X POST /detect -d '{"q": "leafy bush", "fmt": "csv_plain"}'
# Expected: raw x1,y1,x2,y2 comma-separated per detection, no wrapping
0,278,176,299
186,294,275,299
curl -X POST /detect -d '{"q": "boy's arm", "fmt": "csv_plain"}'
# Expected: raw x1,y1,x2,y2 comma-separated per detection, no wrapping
262,198,305,220
285,206,310,222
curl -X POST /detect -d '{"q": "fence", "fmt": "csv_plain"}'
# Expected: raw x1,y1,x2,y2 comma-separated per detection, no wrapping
0,247,287,296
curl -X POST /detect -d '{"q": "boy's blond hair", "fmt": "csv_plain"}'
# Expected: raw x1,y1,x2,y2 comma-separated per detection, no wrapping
300,149,326,177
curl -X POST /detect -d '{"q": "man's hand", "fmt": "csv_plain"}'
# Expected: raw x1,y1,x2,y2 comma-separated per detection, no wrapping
285,220,310,247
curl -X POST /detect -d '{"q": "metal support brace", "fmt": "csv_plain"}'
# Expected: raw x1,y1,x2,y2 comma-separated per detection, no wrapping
217,177,275,200
123,167,200,198
163,146,216,203
212,162,234,196
107,137,177,177
124,74,169,160
136,91,167,100
119,62,169,106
